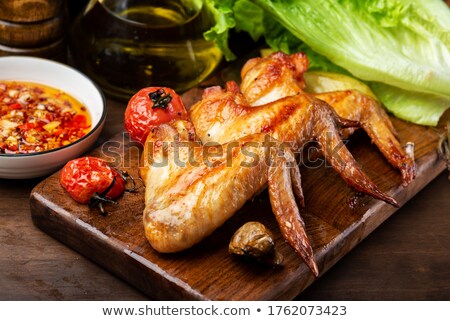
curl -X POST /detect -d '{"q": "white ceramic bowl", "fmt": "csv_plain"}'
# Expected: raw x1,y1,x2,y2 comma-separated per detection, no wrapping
0,56,106,179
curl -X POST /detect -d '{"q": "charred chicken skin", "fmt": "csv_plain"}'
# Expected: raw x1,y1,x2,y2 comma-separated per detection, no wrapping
189,81,398,207
140,119,319,275
134,52,410,277
239,51,416,186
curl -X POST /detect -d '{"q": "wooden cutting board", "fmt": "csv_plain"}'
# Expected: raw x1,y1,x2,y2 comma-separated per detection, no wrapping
29,65,446,299
30,117,445,300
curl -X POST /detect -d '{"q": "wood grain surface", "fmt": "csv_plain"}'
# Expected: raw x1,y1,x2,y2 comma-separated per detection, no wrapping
0,38,66,60
29,97,446,300
0,0,63,23
1,1,449,301
0,98,448,300
0,13,65,47
0,0,67,60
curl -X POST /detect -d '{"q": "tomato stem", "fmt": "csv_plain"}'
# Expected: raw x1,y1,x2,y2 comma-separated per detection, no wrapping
98,202,106,216
149,89,172,109
115,169,138,193
88,176,118,215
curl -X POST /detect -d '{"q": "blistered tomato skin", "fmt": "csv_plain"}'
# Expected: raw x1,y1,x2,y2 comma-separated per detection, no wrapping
124,87,188,144
60,157,125,204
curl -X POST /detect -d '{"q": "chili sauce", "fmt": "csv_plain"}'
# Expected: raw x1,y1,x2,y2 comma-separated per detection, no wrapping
0,81,92,154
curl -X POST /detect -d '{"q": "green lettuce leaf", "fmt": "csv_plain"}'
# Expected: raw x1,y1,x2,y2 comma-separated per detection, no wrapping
252,0,450,98
203,0,450,126
233,0,265,41
203,0,237,60
371,83,450,126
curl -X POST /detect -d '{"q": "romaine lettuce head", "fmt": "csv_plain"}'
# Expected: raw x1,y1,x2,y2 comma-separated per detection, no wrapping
204,0,450,126
251,0,450,98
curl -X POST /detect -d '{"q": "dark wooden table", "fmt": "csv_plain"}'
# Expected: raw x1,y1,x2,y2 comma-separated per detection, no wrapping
0,99,449,300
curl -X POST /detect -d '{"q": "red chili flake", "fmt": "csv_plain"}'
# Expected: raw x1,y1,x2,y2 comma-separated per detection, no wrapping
9,103,22,110
0,81,91,154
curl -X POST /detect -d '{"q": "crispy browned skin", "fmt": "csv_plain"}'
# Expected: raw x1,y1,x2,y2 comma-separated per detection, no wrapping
140,119,318,276
141,52,406,277
190,82,398,206
268,152,318,275
240,51,416,186
188,81,397,275
240,52,309,106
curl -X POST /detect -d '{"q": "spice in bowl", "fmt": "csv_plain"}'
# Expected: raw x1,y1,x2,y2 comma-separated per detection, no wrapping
0,81,91,154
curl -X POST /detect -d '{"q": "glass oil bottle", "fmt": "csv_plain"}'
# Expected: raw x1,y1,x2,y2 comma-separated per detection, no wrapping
70,0,222,100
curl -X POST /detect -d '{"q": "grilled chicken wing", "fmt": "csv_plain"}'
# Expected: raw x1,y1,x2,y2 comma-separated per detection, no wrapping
189,82,398,206
239,51,416,186
139,51,407,277
140,119,319,275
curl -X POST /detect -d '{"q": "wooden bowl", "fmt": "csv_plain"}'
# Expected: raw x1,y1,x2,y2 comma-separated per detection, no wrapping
0,0,63,23
0,38,66,60
0,14,65,47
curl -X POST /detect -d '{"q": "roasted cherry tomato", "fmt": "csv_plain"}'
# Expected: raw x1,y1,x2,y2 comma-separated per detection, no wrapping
60,157,133,214
124,87,188,144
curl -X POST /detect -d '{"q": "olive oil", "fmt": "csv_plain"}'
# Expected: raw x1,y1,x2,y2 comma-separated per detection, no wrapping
70,0,222,101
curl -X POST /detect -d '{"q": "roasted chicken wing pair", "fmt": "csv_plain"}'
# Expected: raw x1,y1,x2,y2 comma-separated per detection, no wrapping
239,52,415,185
140,52,416,277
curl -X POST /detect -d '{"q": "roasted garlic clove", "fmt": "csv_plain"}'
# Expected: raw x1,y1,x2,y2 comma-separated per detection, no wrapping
229,221,283,266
